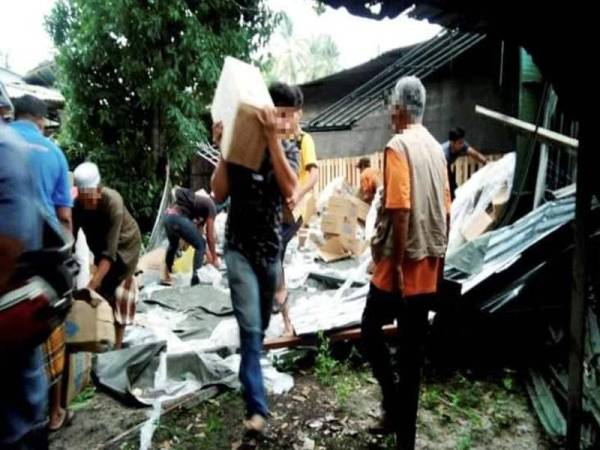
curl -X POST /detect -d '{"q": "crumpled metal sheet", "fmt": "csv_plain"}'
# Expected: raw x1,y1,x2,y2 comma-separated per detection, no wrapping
445,194,576,294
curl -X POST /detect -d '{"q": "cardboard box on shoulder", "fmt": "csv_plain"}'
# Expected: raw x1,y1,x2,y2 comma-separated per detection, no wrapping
65,289,115,352
211,57,274,171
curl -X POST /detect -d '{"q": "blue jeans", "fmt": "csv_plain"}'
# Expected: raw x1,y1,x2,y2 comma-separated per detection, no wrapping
225,249,280,418
164,214,206,281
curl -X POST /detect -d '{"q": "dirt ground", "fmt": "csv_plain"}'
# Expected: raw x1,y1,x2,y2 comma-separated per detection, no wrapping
51,360,553,450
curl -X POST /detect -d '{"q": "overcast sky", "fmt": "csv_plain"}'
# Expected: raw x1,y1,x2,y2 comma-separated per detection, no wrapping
0,0,441,76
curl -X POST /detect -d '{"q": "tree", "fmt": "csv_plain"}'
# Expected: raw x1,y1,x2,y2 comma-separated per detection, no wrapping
263,13,340,85
46,0,277,230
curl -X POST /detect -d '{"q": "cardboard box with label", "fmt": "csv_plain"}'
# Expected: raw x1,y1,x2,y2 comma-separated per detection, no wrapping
65,289,115,352
211,56,274,171
65,351,93,405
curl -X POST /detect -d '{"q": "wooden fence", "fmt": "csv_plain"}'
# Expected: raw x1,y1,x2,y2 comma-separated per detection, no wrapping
316,153,502,193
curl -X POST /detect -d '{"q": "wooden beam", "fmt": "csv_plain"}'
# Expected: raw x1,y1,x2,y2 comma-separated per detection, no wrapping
475,105,579,150
566,120,591,449
264,324,397,350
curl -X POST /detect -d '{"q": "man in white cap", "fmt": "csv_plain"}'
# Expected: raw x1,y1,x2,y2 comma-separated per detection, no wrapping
72,162,142,349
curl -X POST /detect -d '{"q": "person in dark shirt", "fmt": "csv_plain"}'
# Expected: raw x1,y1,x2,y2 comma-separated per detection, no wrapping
161,187,219,286
72,162,142,349
442,127,487,199
211,82,300,443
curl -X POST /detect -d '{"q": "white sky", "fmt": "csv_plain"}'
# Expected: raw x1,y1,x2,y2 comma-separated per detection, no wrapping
0,0,441,76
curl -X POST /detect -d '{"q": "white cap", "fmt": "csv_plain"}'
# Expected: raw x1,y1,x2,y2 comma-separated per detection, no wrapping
73,162,101,189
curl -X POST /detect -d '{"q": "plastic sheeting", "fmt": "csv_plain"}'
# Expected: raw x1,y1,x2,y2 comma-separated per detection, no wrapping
448,153,516,253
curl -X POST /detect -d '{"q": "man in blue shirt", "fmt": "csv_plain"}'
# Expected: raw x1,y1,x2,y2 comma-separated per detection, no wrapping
10,95,72,233
10,95,73,432
0,109,48,449
442,127,487,200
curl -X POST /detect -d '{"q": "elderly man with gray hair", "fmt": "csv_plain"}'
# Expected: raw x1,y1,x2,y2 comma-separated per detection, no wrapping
362,76,451,448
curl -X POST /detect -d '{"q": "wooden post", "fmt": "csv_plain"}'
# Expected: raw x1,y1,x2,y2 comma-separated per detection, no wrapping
566,120,591,449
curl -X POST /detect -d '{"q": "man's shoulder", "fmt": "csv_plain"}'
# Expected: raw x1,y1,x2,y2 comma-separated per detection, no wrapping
102,187,123,205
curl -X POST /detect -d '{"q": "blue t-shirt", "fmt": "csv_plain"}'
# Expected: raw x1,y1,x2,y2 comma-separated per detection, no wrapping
442,140,469,165
10,120,72,225
0,123,48,445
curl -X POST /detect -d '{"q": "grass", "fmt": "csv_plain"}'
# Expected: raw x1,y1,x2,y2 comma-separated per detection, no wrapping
314,333,371,407
70,386,96,411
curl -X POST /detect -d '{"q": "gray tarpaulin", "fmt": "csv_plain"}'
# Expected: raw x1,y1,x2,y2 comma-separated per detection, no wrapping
94,342,239,405
143,284,233,316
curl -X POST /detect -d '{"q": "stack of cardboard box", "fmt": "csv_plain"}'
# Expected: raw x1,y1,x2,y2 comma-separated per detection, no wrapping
317,193,371,263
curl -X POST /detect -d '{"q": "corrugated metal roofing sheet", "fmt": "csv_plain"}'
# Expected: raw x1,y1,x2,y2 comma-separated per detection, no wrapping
305,30,485,131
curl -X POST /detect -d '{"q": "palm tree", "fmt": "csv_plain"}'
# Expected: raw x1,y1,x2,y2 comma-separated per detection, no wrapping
264,14,340,84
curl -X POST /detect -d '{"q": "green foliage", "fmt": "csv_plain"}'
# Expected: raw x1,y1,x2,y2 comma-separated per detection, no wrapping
46,0,277,229
263,12,340,85
70,386,96,410
315,331,339,385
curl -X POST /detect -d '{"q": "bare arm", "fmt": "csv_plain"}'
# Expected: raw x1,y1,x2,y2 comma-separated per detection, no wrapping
211,157,229,203
56,206,72,235
467,146,487,164
299,166,318,198
390,209,410,292
288,166,318,209
210,121,229,203
205,217,218,262
88,258,111,292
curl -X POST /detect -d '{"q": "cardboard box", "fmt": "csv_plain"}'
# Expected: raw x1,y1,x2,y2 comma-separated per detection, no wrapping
65,291,115,352
326,195,357,218
350,197,371,222
321,213,357,236
460,210,494,242
317,237,352,263
339,234,368,256
491,187,510,219
65,351,93,405
211,57,274,171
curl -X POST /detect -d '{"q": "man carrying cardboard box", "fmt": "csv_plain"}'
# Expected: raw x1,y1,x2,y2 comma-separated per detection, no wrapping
211,82,300,444
363,76,451,449
72,162,142,350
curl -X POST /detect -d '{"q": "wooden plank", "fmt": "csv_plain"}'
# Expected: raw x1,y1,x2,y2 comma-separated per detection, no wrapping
264,324,397,350
476,105,579,149
316,151,495,192
566,122,591,449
